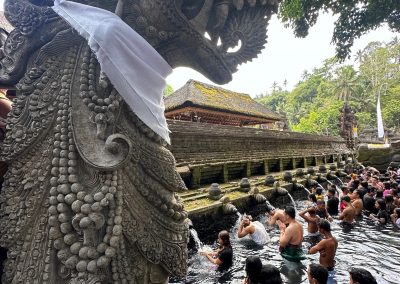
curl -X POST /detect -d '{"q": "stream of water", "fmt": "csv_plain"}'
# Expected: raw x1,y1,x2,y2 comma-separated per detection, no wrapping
287,193,297,212
175,199,400,284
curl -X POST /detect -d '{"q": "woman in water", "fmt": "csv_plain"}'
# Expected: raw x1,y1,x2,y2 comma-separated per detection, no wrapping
201,230,233,271
391,208,400,229
369,199,389,225
244,256,282,284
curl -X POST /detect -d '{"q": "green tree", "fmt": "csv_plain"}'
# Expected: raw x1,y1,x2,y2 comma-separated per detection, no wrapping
333,66,358,102
257,38,400,137
279,0,400,59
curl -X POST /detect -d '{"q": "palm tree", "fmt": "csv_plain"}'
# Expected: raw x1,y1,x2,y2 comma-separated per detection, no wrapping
354,49,363,64
333,66,358,102
271,81,279,93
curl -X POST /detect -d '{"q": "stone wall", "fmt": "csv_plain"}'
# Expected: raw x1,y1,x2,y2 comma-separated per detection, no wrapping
168,120,351,188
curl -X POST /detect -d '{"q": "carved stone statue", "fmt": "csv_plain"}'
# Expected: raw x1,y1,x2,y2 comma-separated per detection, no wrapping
0,0,278,283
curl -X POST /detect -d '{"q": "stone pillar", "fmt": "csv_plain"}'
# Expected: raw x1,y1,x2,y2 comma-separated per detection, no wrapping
223,164,229,183
191,166,201,188
303,157,308,168
263,160,269,174
246,161,252,177
279,158,284,172
292,158,296,169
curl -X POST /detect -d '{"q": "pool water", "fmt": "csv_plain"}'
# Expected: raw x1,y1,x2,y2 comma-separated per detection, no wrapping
173,199,400,284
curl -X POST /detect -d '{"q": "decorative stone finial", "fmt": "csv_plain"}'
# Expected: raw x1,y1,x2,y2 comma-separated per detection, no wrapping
208,183,223,200
295,168,304,177
307,166,315,175
239,178,251,192
265,175,275,186
283,171,293,182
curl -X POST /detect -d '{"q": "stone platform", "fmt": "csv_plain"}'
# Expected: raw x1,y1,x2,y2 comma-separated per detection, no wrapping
168,120,351,189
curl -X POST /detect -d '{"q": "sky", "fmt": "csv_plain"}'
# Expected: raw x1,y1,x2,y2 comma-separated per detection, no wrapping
1,1,397,97
167,13,398,97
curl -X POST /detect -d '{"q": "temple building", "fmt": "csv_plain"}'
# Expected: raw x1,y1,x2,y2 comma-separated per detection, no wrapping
165,80,285,128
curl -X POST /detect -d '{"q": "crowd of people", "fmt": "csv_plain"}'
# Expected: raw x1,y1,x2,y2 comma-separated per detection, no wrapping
199,164,400,283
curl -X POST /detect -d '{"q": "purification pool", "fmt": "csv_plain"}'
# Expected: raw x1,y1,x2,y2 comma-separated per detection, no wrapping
172,198,400,284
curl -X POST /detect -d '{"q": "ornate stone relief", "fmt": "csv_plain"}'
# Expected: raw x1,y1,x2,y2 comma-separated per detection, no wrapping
0,0,278,283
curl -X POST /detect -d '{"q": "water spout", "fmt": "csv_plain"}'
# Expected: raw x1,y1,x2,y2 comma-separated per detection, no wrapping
274,181,288,196
249,187,267,204
222,203,238,215
334,176,344,186
220,196,238,215
298,183,311,195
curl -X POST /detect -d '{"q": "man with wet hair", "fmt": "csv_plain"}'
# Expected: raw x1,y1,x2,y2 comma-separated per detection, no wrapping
307,263,328,284
326,189,339,216
315,200,333,222
299,207,319,236
278,206,305,262
238,214,269,245
349,268,377,284
339,196,356,225
265,201,287,226
309,220,338,276
363,187,377,214
351,190,363,216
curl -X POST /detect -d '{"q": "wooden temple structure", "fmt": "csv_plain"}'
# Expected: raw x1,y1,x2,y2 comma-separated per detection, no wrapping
165,80,284,127
164,80,351,189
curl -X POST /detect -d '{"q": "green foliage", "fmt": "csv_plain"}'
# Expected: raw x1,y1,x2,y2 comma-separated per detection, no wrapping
163,84,174,97
279,0,400,59
256,39,400,136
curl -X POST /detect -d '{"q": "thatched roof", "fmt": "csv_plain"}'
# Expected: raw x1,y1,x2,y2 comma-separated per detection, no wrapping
165,80,283,121
0,11,13,33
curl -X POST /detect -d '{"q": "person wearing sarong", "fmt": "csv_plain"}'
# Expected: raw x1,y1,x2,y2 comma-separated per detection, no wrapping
278,206,306,262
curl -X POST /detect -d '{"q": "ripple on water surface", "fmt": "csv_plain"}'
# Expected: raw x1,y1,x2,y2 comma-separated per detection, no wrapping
171,200,400,284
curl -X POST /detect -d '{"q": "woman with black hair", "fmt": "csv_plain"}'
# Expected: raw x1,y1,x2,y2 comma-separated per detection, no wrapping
369,199,389,225
243,256,282,284
201,230,233,271
391,208,400,228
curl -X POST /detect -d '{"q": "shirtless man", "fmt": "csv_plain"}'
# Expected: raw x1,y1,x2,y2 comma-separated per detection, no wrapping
351,190,363,216
339,196,356,225
315,200,333,222
265,201,286,226
237,215,269,245
309,220,338,283
278,206,305,262
299,207,319,236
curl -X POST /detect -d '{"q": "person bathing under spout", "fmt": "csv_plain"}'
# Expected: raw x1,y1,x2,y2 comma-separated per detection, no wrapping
265,201,287,226
238,214,270,246
278,206,306,262
201,230,233,271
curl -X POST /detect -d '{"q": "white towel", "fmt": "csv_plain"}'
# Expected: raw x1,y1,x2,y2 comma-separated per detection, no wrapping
52,0,172,144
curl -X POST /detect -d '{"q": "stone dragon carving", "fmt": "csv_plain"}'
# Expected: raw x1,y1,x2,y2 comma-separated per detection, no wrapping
0,0,279,283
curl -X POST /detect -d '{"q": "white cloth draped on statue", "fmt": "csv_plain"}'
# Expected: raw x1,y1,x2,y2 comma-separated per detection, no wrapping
52,0,172,144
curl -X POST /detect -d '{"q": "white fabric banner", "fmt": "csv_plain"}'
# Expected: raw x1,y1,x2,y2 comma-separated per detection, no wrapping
52,0,172,144
377,95,384,138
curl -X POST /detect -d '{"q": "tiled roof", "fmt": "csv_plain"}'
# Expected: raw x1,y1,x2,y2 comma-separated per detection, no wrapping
165,80,283,121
